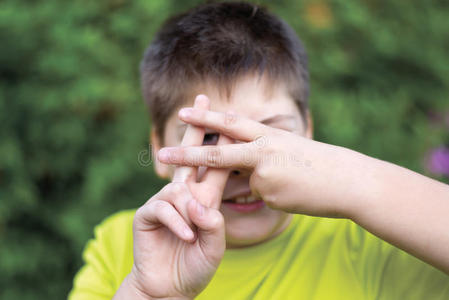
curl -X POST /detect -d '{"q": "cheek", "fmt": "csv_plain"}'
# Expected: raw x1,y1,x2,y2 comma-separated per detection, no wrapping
164,135,183,147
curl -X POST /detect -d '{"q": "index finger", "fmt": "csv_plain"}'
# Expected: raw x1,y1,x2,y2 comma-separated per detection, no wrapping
159,143,258,169
178,108,272,142
172,95,210,183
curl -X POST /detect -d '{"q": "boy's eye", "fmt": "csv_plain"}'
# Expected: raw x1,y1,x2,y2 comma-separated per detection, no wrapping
203,133,219,145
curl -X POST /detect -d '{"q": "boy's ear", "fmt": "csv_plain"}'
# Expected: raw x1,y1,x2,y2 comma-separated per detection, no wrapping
150,128,170,179
305,110,314,139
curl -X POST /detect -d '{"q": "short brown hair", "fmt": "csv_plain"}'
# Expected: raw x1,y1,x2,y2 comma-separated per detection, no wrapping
140,1,309,142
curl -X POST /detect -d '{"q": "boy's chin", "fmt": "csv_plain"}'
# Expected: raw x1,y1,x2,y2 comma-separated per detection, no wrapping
221,209,292,249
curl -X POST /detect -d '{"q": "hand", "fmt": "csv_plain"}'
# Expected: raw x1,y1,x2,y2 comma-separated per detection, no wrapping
156,103,449,276
158,107,359,219
117,96,232,300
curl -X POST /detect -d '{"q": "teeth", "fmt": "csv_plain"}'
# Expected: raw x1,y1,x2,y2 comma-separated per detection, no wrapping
246,195,256,203
228,196,258,204
235,197,246,204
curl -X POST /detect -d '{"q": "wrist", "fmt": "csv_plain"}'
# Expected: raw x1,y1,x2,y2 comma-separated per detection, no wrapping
335,147,383,221
114,269,192,300
113,272,151,300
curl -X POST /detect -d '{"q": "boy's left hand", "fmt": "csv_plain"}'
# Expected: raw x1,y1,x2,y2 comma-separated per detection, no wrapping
158,106,361,219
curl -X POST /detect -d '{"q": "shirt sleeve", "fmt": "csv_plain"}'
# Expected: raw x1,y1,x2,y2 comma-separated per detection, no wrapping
376,244,449,300
347,221,449,300
68,210,135,300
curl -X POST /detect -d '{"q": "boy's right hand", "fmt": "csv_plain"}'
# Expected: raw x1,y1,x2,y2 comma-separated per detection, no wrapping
114,96,231,300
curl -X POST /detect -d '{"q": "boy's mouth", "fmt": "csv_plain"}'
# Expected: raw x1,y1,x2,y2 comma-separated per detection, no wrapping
222,194,265,213
223,195,259,204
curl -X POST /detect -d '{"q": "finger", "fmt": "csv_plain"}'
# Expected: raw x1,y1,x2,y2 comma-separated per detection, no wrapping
178,108,272,142
135,199,195,242
187,199,225,262
173,95,210,183
157,182,196,229
158,143,258,169
200,134,234,209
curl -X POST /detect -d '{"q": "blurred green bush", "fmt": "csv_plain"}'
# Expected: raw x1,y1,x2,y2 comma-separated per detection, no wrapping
0,0,448,299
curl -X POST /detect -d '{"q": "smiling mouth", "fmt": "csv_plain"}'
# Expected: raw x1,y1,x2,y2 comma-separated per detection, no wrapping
223,195,259,204
222,194,266,213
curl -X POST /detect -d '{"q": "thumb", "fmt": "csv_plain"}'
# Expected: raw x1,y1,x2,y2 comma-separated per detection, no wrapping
187,199,225,264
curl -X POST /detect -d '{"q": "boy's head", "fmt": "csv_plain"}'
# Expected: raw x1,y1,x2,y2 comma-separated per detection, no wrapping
141,2,312,248
141,1,310,144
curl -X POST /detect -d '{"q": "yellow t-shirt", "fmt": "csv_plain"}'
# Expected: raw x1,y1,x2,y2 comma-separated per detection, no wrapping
68,209,449,300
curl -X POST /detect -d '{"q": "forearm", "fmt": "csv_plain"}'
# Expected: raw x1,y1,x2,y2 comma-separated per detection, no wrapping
344,149,449,274
157,105,449,273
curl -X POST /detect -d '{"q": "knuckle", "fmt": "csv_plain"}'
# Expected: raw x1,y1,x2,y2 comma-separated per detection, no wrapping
209,212,224,228
263,194,279,208
134,204,152,229
169,182,187,196
257,142,278,167
253,135,269,149
259,139,274,155
253,166,270,181
176,147,186,164
206,149,222,167
223,111,237,127
135,205,146,219
152,200,169,213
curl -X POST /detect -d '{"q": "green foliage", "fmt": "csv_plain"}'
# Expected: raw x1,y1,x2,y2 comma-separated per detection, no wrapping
0,0,448,298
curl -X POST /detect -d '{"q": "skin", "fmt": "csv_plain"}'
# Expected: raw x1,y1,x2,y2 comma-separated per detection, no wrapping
152,75,313,248
115,75,312,299
115,75,449,299
160,98,449,275
114,97,229,300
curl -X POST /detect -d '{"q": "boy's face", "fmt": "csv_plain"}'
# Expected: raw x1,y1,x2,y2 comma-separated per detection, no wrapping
153,74,312,248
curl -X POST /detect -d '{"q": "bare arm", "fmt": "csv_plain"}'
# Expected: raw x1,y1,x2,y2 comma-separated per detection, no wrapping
345,149,449,274
158,105,449,274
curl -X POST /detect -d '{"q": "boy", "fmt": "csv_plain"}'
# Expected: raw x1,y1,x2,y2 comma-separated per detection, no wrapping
69,2,449,299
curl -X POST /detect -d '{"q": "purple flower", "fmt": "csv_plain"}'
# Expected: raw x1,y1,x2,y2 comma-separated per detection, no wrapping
427,147,449,177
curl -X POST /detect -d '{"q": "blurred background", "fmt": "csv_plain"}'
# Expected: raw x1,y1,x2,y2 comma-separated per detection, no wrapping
1,0,448,298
